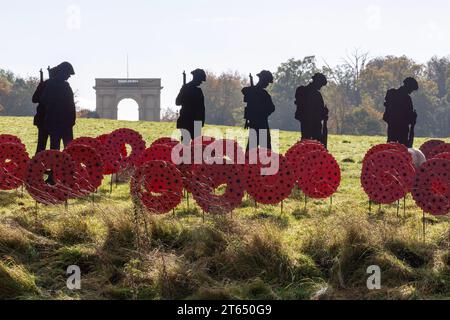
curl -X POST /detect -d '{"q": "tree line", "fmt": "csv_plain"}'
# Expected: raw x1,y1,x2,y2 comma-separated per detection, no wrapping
200,53,450,138
2,53,449,138
0,69,39,117
0,69,88,119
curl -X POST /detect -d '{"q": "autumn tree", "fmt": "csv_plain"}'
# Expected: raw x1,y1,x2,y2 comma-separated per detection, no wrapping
321,50,369,134
202,71,247,127
4,77,39,116
0,71,13,113
342,106,382,136
270,56,318,131
427,56,450,99
0,69,39,116
321,82,353,134
358,56,423,113
161,108,178,122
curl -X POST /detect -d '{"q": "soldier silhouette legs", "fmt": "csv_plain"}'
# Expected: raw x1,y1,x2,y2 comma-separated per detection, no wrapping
180,121,202,146
301,122,322,142
44,130,73,185
180,127,194,145
247,128,272,151
387,125,409,146
35,127,49,155
50,130,73,151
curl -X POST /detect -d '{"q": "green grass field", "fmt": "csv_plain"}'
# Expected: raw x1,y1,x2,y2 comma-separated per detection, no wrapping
0,116,449,300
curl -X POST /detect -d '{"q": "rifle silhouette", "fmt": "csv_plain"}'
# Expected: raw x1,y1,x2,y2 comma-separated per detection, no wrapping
244,74,254,129
183,71,187,86
322,119,328,149
321,105,329,149
39,66,54,83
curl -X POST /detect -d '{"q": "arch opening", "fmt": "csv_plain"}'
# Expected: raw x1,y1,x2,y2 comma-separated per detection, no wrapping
117,98,139,122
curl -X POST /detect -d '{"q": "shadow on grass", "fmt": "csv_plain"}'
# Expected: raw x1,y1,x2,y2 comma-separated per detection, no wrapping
250,211,290,229
292,209,311,220
175,207,201,218
367,209,387,221
240,198,257,208
0,191,22,207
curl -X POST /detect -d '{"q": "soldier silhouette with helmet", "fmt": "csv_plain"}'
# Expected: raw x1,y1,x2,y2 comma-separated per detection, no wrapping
295,73,329,146
242,70,276,150
383,77,419,148
176,69,207,144
40,61,77,151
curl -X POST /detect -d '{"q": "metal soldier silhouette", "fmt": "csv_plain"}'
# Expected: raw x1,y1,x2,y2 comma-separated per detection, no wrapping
40,62,77,151
32,66,57,155
383,77,419,148
242,70,276,150
175,69,207,144
295,73,329,147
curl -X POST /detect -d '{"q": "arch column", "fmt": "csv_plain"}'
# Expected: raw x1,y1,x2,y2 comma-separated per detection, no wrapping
97,92,118,119
141,94,160,122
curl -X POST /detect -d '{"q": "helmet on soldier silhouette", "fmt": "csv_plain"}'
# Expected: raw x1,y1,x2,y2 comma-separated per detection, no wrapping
403,77,419,92
191,69,207,82
57,62,75,76
256,70,274,83
312,73,328,87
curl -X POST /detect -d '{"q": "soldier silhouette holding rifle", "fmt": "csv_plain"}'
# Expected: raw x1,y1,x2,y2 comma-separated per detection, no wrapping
295,73,329,147
383,77,419,148
40,62,77,151
176,69,207,144
242,70,276,150
32,66,57,154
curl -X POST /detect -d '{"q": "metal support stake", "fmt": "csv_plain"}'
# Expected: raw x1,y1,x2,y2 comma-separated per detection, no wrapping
403,196,407,216
330,196,333,212
422,211,426,244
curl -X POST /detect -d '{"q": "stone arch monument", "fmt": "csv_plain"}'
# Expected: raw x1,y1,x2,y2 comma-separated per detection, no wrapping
94,78,163,121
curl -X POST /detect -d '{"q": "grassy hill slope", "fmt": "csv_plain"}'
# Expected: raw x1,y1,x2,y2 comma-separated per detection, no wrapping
0,116,449,300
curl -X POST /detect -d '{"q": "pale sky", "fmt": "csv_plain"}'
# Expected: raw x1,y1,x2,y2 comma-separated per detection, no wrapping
1,0,449,120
